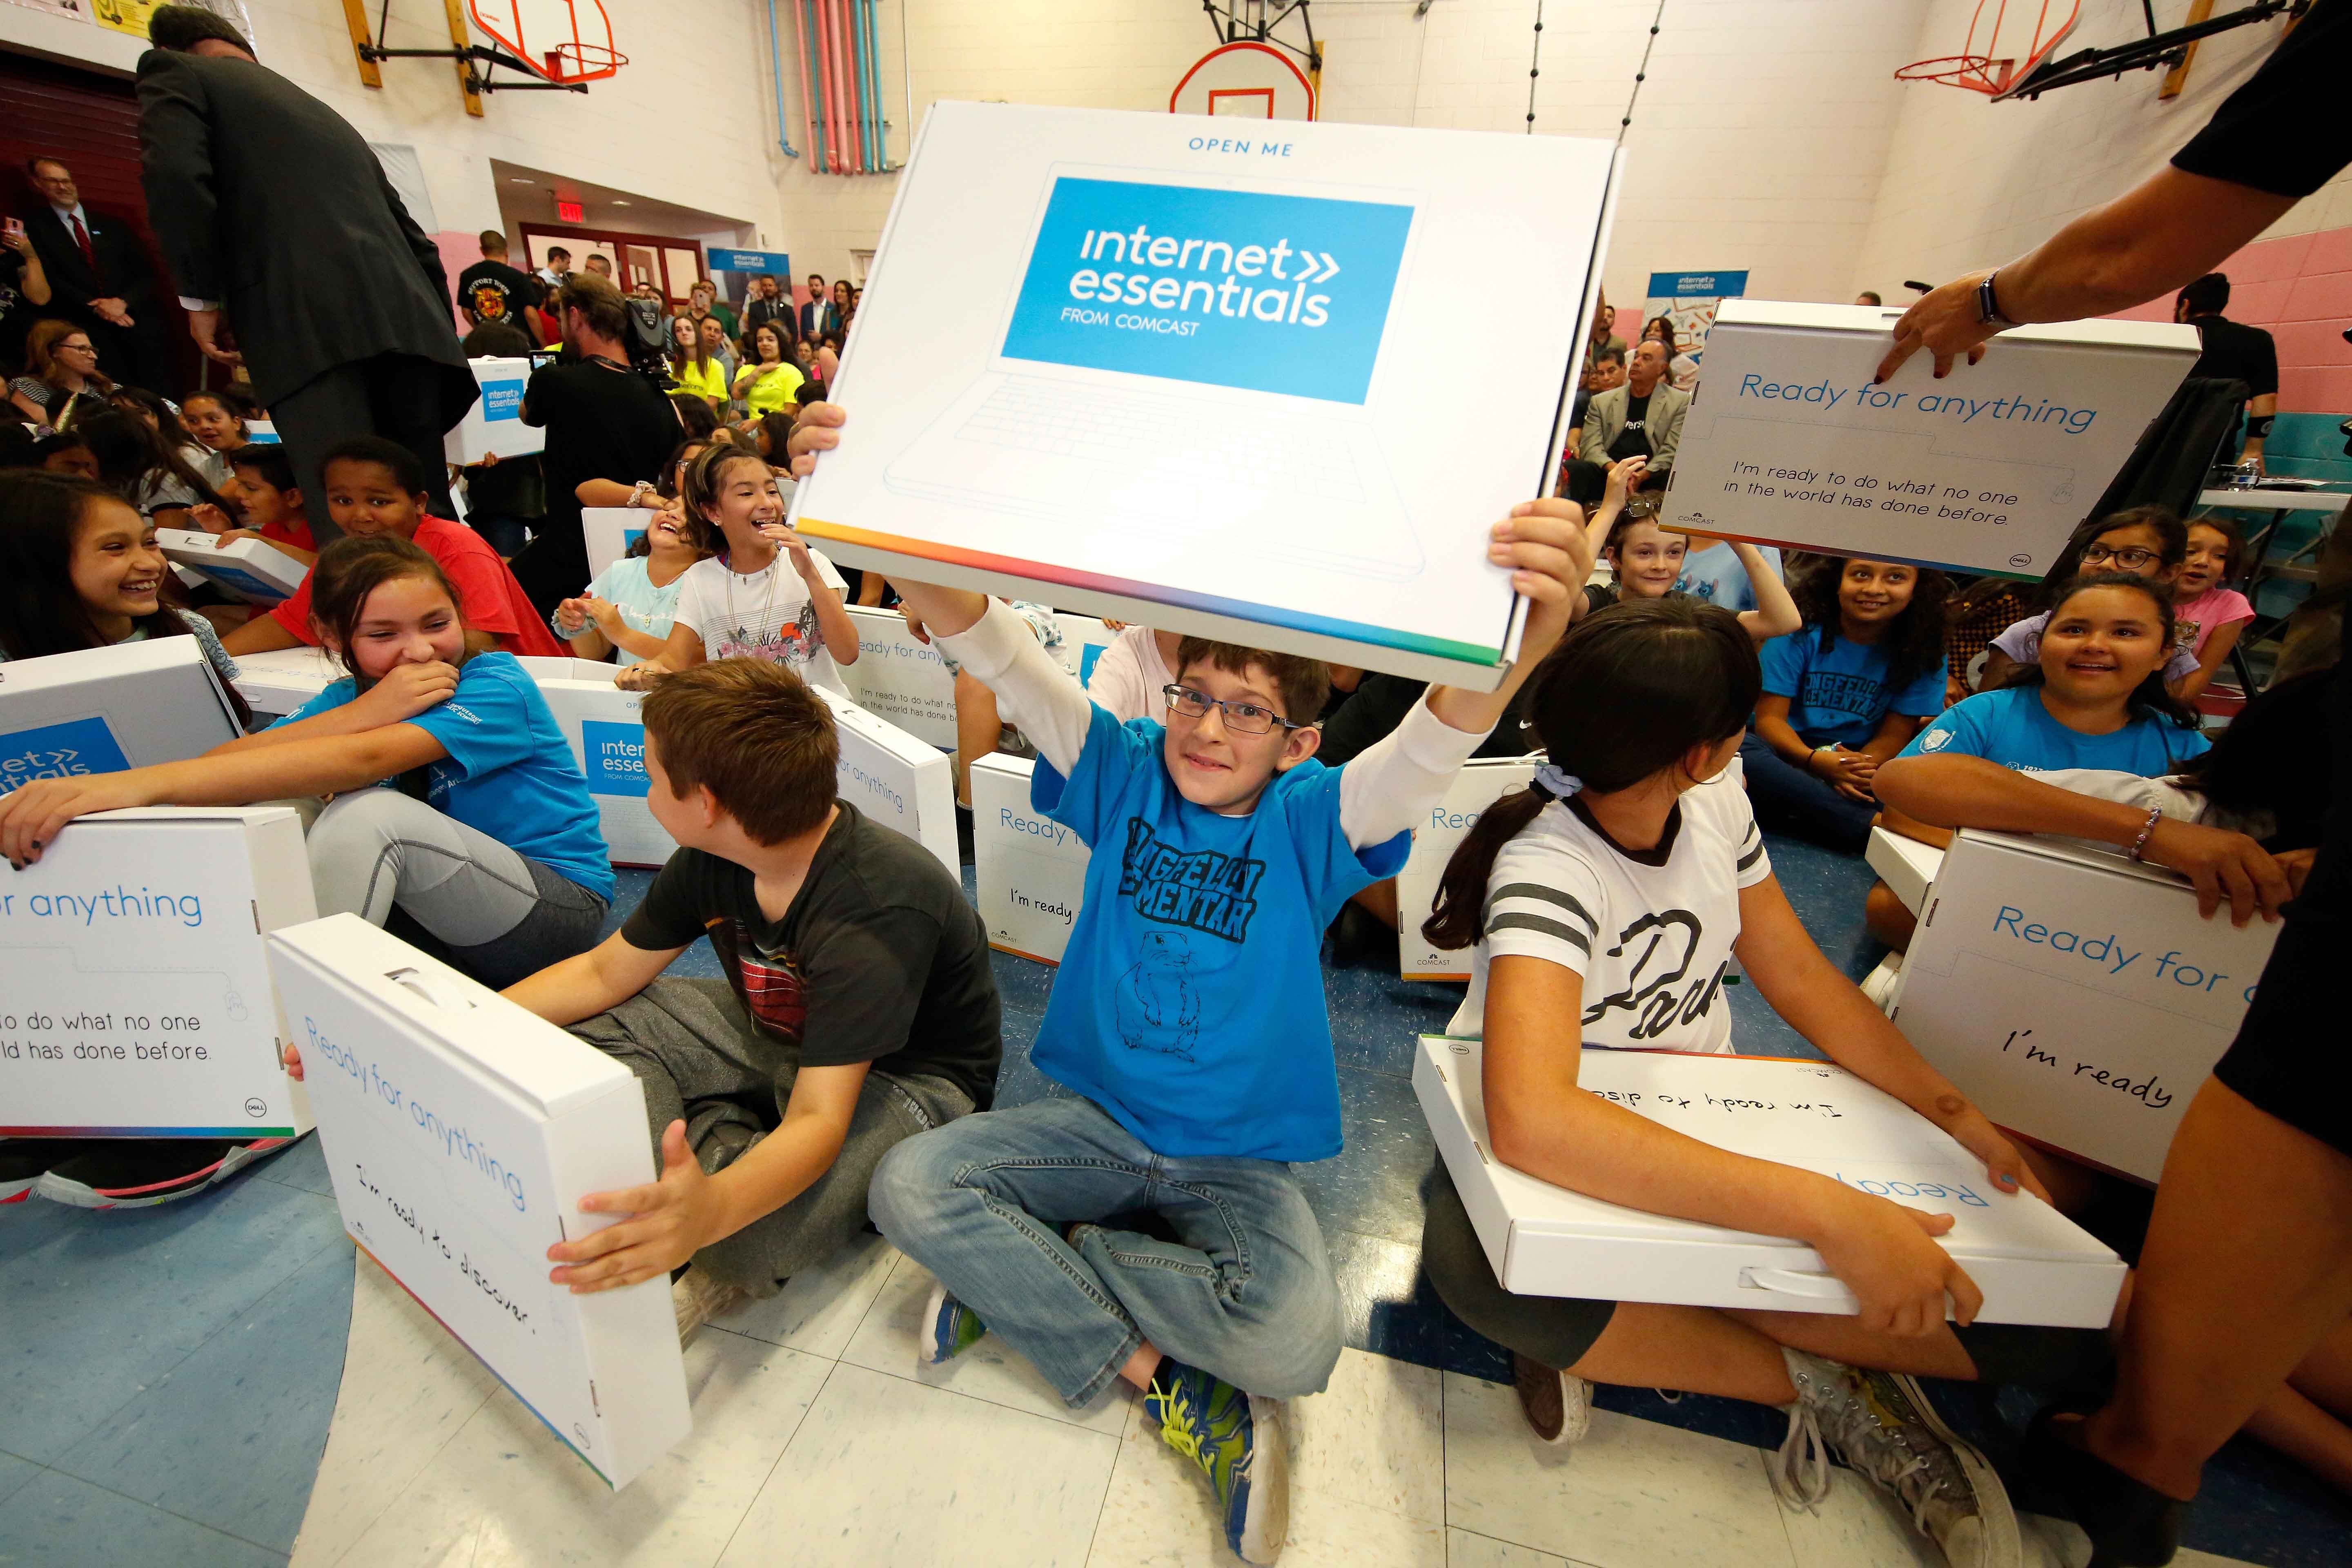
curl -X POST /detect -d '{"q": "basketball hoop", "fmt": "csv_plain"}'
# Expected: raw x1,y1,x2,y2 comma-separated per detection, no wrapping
1895,0,2078,96
547,39,628,82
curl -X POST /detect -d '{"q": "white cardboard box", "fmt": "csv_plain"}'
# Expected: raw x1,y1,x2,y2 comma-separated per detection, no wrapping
1665,300,2199,576
813,686,959,877
1866,824,1944,918
0,808,316,1137
231,646,343,719
0,637,244,793
1055,613,1120,687
445,356,548,465
971,752,1090,963
1416,1036,2124,1327
582,507,648,584
1889,829,2280,1184
790,100,1619,687
841,606,959,748
523,662,676,869
267,915,689,1490
1398,757,1536,981
156,527,310,605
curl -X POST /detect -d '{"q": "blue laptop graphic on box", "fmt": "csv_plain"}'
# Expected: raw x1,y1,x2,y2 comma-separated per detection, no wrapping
886,165,1427,581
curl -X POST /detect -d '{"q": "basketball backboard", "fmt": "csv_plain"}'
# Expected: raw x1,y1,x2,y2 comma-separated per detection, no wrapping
469,0,624,85
1171,40,1316,120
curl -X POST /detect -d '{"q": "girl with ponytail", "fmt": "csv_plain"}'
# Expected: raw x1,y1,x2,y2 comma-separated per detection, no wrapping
1419,597,2080,1557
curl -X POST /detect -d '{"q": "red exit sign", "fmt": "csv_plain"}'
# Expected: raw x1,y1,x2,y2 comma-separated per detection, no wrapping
555,199,584,224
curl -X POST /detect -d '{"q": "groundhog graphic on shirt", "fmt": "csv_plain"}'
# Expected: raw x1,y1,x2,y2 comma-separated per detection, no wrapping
1116,928,1201,1062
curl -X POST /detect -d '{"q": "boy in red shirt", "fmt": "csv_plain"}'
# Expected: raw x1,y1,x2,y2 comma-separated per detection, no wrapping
223,436,561,657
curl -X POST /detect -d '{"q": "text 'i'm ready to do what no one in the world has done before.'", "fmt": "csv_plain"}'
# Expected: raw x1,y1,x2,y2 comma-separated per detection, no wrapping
1725,374,2104,528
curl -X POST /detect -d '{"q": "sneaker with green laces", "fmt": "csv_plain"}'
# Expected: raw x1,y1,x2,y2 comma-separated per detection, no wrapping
1773,1349,2021,1568
1144,1359,1288,1566
917,1278,988,1366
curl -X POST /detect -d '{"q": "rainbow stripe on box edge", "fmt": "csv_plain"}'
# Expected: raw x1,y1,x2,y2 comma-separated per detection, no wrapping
2,1125,298,1138
796,516,1507,667
351,1237,618,1490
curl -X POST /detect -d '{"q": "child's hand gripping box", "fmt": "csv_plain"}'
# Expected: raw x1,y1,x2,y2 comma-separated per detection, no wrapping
1397,757,1535,981
1664,300,2198,575
841,606,959,749
1415,1036,2124,1327
156,527,310,605
445,356,547,465
971,752,1090,963
1889,828,2281,1184
266,914,690,1490
0,807,316,1137
0,637,244,788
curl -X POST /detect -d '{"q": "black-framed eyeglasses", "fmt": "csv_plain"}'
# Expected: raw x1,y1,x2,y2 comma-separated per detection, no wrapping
1161,684,1304,736
2080,543,2160,570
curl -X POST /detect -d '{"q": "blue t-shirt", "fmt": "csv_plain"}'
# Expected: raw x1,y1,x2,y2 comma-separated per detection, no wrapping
1032,702,1410,1162
276,653,614,900
1675,541,1783,612
1760,628,1949,749
1895,685,2209,776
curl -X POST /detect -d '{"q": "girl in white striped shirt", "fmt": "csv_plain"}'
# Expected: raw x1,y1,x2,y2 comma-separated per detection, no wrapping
1419,596,2091,1568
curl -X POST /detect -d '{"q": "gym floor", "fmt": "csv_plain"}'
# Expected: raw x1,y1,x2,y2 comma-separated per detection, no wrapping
1,835,2344,1566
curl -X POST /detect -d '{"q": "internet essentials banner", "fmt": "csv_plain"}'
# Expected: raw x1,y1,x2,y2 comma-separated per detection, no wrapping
789,102,1618,686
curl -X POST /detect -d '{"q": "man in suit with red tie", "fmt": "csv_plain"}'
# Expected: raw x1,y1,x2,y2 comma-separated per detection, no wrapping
20,156,174,395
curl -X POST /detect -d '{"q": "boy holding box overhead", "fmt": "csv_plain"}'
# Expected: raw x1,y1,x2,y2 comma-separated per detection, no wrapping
497,659,1002,1327
787,406,1595,1564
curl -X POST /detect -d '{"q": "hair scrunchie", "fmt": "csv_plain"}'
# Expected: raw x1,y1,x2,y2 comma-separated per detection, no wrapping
1531,762,1584,802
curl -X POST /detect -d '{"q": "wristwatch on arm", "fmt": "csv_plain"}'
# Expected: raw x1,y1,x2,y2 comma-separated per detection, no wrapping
1977,270,2020,328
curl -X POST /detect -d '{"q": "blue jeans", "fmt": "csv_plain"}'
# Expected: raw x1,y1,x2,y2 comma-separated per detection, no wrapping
868,1094,1344,1407
1739,731,1879,853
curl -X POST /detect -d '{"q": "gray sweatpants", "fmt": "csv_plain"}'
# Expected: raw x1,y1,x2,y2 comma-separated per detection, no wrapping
306,788,608,990
567,976,974,1294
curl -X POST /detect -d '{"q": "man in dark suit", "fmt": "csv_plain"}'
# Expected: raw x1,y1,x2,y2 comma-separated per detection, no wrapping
20,156,174,395
135,5,475,530
798,271,840,343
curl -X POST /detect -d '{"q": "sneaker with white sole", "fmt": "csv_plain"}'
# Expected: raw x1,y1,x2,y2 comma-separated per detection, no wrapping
917,1278,989,1366
1144,1359,1288,1565
1773,1349,2021,1568
1512,1352,1592,1445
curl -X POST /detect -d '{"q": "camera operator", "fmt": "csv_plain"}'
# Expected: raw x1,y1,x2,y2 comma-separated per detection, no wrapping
514,272,683,616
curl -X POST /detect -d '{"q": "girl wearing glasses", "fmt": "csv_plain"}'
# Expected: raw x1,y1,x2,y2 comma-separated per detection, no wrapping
1980,507,2200,693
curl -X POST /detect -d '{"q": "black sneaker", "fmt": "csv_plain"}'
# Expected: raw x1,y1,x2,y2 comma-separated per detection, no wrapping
0,1138,92,1204
35,1137,289,1209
